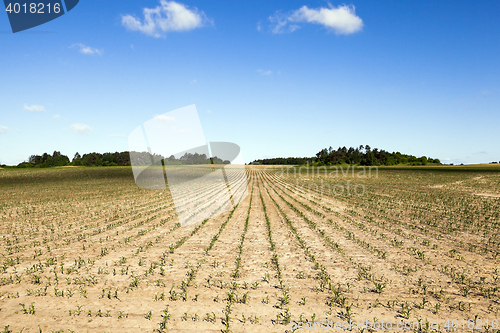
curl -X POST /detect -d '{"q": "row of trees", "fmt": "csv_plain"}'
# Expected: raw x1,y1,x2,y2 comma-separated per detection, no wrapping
14,151,230,168
17,151,71,168
130,152,230,166
249,157,312,165
165,152,230,165
314,145,441,166
72,152,132,167
249,145,441,166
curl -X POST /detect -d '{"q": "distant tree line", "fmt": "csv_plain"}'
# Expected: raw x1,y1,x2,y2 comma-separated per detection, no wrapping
131,152,229,166
14,151,230,168
72,152,132,167
249,157,312,165
165,152,229,165
249,145,441,166
16,151,71,168
314,145,441,166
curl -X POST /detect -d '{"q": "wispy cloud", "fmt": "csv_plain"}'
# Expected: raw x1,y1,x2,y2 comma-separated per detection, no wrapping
268,4,363,35
52,114,60,119
121,0,211,38
0,126,8,134
71,43,103,55
269,13,299,34
153,114,175,122
257,69,273,76
71,123,92,135
109,134,126,138
24,104,46,112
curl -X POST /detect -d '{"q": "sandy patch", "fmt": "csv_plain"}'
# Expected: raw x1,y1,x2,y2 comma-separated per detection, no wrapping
473,192,500,198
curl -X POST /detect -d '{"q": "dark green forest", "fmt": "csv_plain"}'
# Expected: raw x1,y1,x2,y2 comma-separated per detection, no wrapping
2,145,453,168
250,145,442,166
12,151,229,168
248,157,312,166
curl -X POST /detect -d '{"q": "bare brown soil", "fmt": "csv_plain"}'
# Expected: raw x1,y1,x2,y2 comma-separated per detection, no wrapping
0,166,499,332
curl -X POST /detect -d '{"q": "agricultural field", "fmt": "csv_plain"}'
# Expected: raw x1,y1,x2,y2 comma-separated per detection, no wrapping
0,165,499,332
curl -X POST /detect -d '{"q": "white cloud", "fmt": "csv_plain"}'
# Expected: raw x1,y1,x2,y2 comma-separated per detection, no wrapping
71,123,92,135
257,69,273,76
109,134,126,138
153,114,176,122
52,114,60,119
121,1,210,38
269,4,363,35
24,104,46,112
190,79,197,83
0,126,8,134
71,43,103,55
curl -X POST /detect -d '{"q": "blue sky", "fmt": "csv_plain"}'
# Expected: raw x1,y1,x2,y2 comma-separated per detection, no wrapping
1,0,499,165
